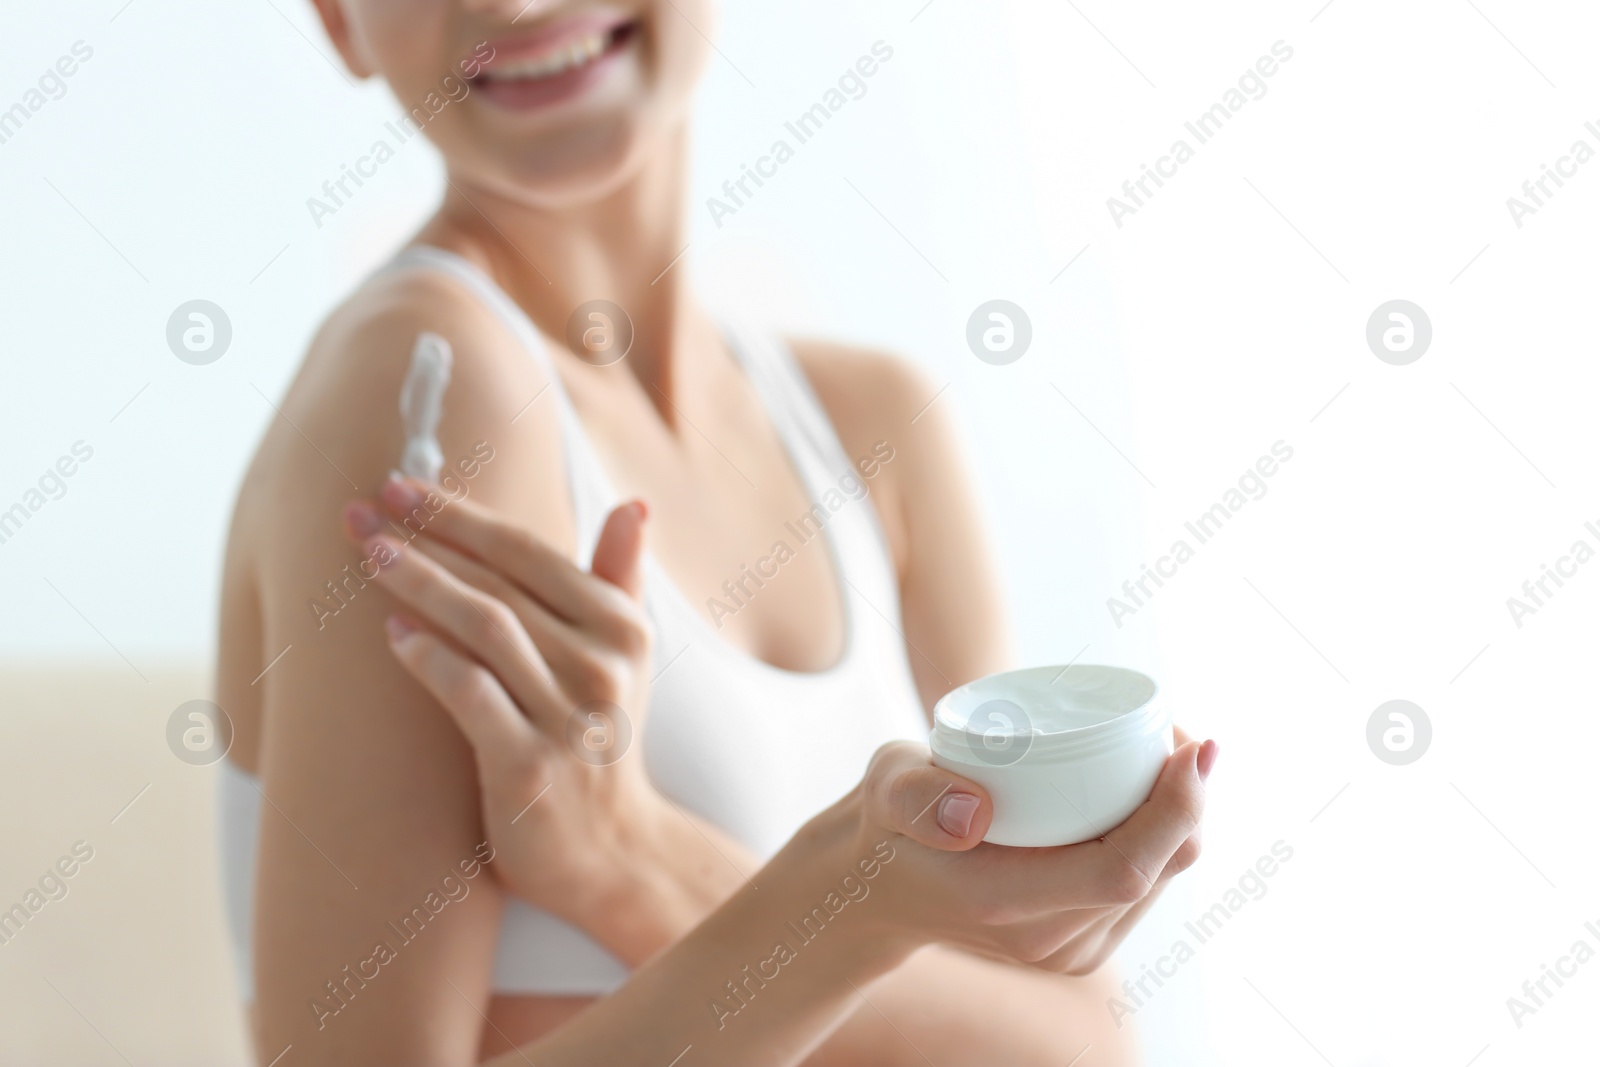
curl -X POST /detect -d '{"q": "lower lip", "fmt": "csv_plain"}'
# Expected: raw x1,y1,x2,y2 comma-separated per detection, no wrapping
473,32,633,112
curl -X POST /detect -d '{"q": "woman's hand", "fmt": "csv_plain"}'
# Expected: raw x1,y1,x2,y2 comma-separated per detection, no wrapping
795,729,1213,975
342,476,710,939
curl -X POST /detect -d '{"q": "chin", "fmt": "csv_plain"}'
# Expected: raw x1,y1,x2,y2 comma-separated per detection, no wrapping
469,112,671,210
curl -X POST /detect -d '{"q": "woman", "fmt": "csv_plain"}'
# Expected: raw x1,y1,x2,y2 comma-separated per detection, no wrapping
215,1,1216,1063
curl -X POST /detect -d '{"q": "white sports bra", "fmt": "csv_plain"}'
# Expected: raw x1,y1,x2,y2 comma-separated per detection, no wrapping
218,245,930,998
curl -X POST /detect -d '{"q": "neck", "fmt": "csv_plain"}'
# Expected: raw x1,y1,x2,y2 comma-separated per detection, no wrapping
421,131,708,408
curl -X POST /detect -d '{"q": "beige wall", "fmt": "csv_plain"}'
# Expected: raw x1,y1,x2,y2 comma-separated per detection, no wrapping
0,661,251,1066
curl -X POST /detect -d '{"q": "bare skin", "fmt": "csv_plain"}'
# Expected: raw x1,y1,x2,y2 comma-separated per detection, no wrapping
215,1,1212,1062
218,220,1162,1063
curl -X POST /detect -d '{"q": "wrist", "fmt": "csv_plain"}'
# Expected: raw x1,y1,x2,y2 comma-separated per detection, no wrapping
570,788,756,960
560,808,701,962
768,800,925,977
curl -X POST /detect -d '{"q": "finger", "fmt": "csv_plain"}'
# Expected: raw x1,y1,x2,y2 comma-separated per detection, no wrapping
365,534,564,727
374,476,605,624
1082,739,1210,898
590,500,648,601
1002,739,1208,913
1011,904,1123,973
1155,725,1204,879
1093,872,1177,957
384,615,541,783
415,537,573,662
865,741,993,851
1033,894,1154,975
1156,823,1203,882
1072,821,1201,960
1012,824,1198,972
415,536,617,713
1073,815,1203,972
1040,844,1194,974
343,498,388,542
1027,762,1204,974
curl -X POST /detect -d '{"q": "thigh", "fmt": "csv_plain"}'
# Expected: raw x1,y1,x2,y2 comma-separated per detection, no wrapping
850,946,1141,1067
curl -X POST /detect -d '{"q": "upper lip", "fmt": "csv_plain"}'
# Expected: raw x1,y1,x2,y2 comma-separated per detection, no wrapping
474,12,633,74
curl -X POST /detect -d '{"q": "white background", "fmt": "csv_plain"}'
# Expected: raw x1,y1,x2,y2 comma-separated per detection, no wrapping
2,0,1598,1063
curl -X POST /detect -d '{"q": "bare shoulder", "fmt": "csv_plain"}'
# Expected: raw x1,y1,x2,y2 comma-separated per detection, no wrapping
785,337,961,571
256,266,554,485
785,336,943,438
218,259,571,764
237,261,567,565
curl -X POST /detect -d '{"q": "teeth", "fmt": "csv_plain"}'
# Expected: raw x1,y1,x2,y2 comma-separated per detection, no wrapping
484,33,609,81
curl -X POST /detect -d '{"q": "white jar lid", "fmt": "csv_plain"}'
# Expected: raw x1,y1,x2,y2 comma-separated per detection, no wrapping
931,664,1163,763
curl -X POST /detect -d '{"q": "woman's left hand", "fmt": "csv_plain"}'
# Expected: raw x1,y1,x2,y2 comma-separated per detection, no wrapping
342,477,728,945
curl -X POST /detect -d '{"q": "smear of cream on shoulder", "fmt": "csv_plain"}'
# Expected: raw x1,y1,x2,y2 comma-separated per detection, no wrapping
397,331,453,481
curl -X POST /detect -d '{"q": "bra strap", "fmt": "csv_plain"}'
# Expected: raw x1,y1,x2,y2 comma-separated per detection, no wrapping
382,245,620,561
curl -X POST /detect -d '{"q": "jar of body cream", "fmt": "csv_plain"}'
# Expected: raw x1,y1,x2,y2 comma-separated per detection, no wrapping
929,665,1172,847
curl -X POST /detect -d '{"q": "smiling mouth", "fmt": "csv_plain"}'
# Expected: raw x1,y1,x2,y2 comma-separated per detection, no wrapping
476,20,638,87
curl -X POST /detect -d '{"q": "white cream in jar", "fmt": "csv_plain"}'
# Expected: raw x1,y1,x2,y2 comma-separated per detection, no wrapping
929,665,1172,847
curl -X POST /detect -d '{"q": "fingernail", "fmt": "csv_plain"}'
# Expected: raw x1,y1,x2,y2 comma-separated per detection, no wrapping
385,615,417,642
1197,739,1219,781
381,472,423,513
365,535,401,567
343,500,385,538
937,793,980,837
629,499,649,522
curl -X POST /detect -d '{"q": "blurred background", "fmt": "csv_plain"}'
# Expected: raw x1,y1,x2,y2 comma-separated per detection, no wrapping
3,0,1598,1063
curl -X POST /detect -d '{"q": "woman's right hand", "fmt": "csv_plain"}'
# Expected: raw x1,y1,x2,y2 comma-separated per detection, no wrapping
804,731,1213,974
342,478,733,951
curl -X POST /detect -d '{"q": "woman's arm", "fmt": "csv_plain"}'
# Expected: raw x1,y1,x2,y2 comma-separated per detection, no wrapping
484,820,909,1067
464,730,1213,1067
242,275,575,1065
794,341,1194,1061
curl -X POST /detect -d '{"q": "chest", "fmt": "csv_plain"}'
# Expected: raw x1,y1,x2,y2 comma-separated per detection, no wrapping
570,374,853,673
637,572,928,856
